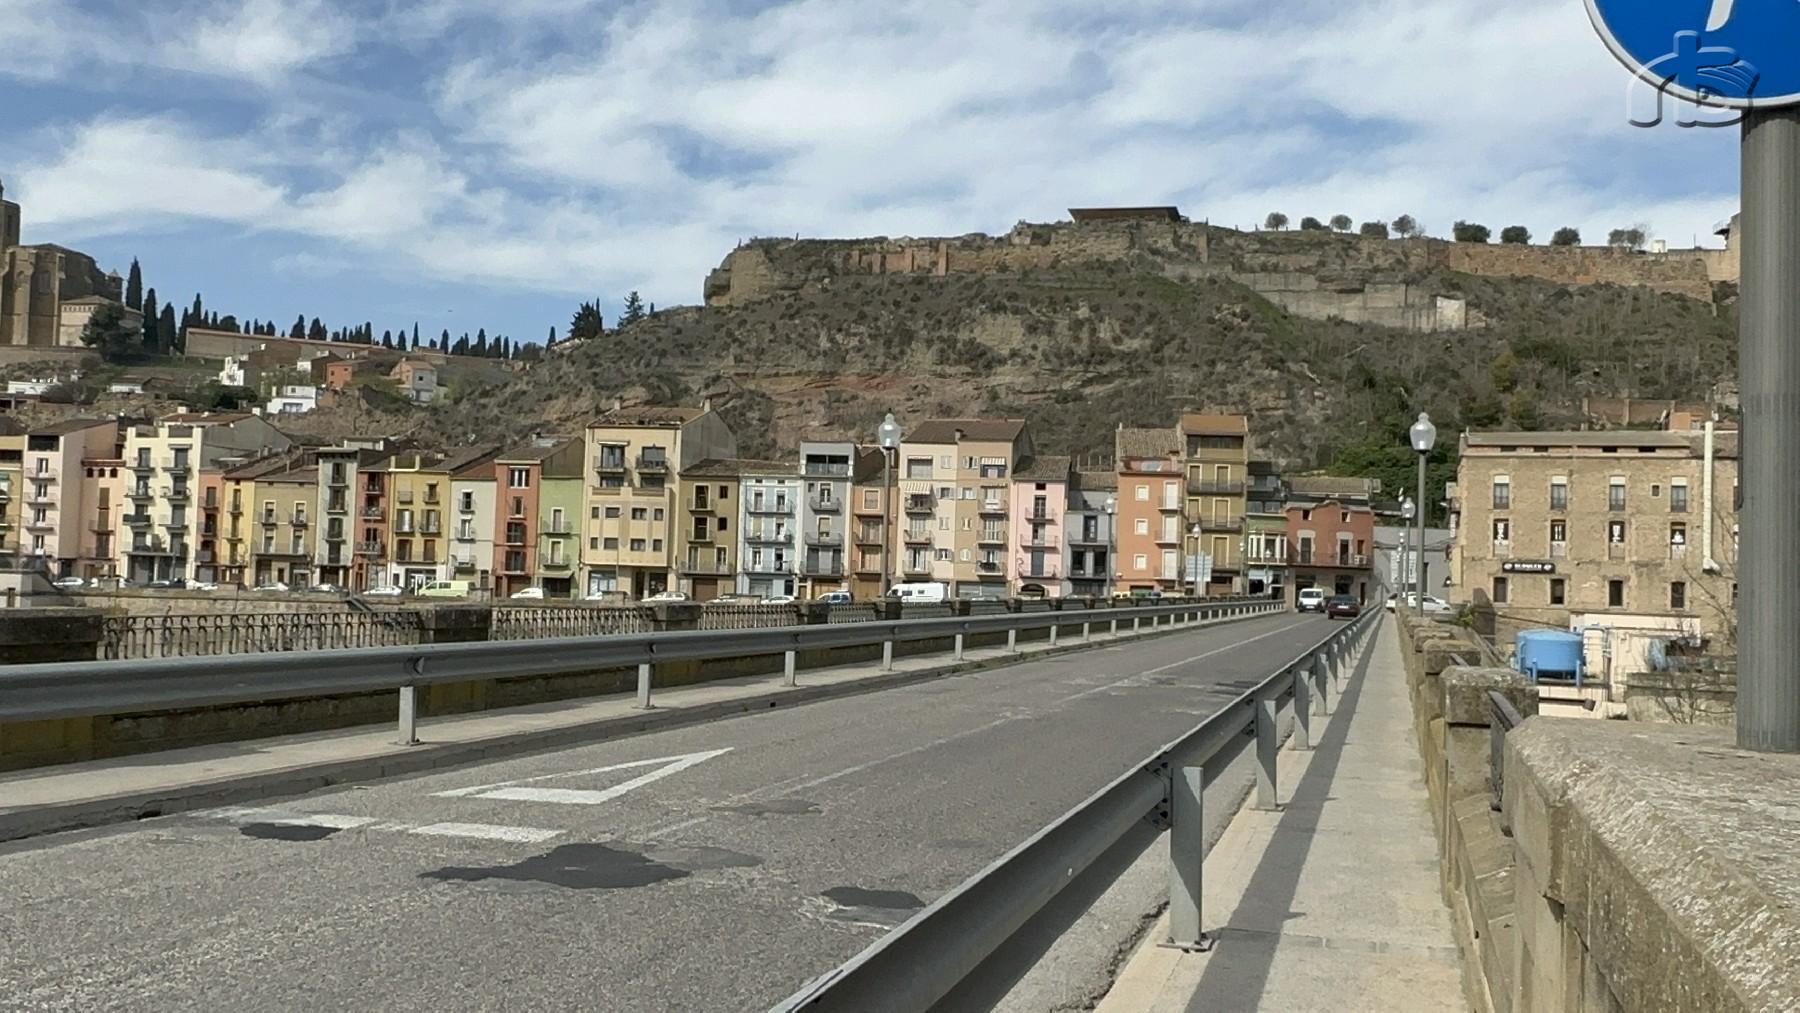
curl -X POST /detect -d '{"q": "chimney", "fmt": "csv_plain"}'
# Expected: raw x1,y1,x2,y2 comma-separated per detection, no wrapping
953,428,965,442
702,397,712,412
613,397,623,411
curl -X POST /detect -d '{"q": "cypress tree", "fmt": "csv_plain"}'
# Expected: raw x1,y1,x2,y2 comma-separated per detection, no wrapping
142,289,160,352
125,258,143,311
157,304,177,353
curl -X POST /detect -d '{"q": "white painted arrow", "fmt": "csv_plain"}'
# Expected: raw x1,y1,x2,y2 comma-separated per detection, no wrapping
433,748,733,805
1706,0,1734,31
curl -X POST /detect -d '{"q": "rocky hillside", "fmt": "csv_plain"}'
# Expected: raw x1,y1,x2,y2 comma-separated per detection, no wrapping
377,250,1734,477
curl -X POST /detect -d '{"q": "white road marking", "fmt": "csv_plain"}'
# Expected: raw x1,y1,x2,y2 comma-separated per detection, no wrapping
407,822,563,843
433,748,733,806
200,806,562,843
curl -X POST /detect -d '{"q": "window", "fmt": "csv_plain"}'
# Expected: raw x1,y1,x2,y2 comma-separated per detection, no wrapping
1135,484,1149,501
1549,579,1565,606
959,549,970,561
591,506,600,519
630,507,646,521
1670,523,1687,546
1133,553,1148,571
653,508,665,521
1549,479,1568,511
510,496,524,517
629,538,646,552
1608,579,1625,608
1670,581,1687,610
509,467,530,488
1608,520,1625,544
604,537,619,550
1491,477,1510,510
651,539,663,551
1608,478,1626,510
1492,518,1510,542
935,548,952,561
460,490,475,512
1492,577,1509,604
940,455,953,470
589,537,599,550
1134,518,1148,535
1549,519,1567,543
692,518,708,540
863,488,879,509
1670,480,1689,512
606,506,621,518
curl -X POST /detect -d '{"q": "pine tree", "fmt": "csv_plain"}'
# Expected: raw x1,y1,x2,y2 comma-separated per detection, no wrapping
158,304,178,353
125,258,143,311
499,336,511,359
291,314,306,339
80,302,141,361
546,325,557,348
309,318,326,342
142,289,160,352
453,334,470,356
621,291,646,325
569,301,603,341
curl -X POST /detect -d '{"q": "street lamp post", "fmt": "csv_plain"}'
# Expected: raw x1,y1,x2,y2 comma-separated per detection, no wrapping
1399,496,1416,610
876,413,902,597
1409,413,1437,617
1104,495,1117,597
1187,523,1202,597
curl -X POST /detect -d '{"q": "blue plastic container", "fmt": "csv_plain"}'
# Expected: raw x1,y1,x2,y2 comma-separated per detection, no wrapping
1514,629,1584,684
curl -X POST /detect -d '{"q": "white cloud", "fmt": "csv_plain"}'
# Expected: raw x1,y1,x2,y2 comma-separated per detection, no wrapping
167,0,355,85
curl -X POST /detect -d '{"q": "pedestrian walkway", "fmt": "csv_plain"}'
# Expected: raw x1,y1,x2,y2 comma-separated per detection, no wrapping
1096,618,1466,1012
0,608,1249,843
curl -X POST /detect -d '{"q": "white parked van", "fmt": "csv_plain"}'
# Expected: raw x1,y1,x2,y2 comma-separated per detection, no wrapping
886,582,949,604
1296,588,1327,613
416,579,473,598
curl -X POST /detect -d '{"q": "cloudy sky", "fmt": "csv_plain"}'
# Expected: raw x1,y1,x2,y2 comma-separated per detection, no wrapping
1,0,1740,347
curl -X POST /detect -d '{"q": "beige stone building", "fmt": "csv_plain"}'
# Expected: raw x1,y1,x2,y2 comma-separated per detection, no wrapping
1180,413,1250,592
1447,427,1738,651
583,403,736,599
0,181,134,347
897,419,1033,598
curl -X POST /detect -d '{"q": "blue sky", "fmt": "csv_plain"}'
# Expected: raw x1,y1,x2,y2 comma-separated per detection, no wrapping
1,0,1741,348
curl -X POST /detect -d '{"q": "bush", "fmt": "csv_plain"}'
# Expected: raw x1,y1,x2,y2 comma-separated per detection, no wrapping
1452,221,1492,243
1358,221,1390,238
1550,227,1581,246
1329,214,1352,232
1299,216,1327,231
1500,225,1531,244
1263,212,1289,231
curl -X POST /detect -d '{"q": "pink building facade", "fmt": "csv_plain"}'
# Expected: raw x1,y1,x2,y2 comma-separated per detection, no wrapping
1010,456,1070,596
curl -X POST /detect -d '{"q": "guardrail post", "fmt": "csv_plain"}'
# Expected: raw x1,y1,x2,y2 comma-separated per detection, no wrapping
1048,621,1059,646
783,649,798,687
1166,764,1209,951
1133,613,1141,633
1007,628,1018,653
881,638,894,671
397,685,419,745
1293,666,1312,751
1253,697,1279,810
954,632,966,661
1313,653,1330,716
636,662,654,708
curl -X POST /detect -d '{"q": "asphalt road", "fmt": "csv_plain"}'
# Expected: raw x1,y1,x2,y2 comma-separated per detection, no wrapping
0,612,1342,1013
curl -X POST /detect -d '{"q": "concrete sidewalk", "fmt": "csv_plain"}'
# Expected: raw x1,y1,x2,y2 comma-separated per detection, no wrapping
0,610,1252,843
1096,618,1466,1012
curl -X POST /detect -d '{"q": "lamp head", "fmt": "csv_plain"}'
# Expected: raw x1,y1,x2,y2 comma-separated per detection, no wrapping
1400,496,1416,520
876,412,902,449
1409,412,1437,453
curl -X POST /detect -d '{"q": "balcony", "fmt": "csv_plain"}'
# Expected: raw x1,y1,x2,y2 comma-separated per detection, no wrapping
977,532,1007,547
1154,532,1182,546
24,517,55,531
805,532,843,547
976,560,1003,574
747,500,793,515
291,514,309,527
260,513,279,527
124,513,153,527
421,519,441,535
197,550,215,563
327,500,348,514
1197,517,1243,533
499,559,531,575
127,488,154,502
903,531,932,546
454,530,478,543
163,487,191,502
803,560,846,577
539,558,573,571
808,495,843,513
803,461,852,478
361,507,384,519
593,455,628,473
902,561,933,576
541,519,574,536
1069,532,1108,547
327,472,349,488
635,454,669,473
161,457,191,472
127,537,169,555
502,532,529,547
363,481,383,494
1159,499,1184,514
130,459,155,473
28,468,57,482
1019,567,1062,580
682,558,733,575
904,494,935,514
324,530,347,543
164,518,189,531
1188,479,1245,495
424,489,441,504
979,500,1007,516
1020,533,1061,550
354,541,385,557
452,556,477,572
854,528,884,545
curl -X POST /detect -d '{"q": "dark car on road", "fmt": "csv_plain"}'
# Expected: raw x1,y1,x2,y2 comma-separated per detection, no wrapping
1325,595,1362,619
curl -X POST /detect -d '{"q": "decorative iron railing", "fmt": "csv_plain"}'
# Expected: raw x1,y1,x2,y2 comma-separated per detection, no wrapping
489,605,655,641
696,604,806,631
101,610,424,660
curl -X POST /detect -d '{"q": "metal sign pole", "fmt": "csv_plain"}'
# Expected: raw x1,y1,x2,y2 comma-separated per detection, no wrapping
1738,107,1800,752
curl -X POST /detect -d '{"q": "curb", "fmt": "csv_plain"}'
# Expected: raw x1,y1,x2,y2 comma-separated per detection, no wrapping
0,607,1286,844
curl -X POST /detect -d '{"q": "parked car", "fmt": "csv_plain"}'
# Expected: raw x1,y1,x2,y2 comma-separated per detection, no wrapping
1325,594,1363,620
364,585,405,597
51,576,85,590
709,592,760,605
1386,593,1454,615
644,590,691,603
509,586,547,600
583,590,628,603
760,594,796,605
1296,588,1327,613
251,581,290,593
306,583,346,595
191,582,220,592
815,591,854,605
146,578,188,590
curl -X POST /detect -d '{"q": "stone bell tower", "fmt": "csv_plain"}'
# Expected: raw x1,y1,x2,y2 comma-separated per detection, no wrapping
0,179,19,345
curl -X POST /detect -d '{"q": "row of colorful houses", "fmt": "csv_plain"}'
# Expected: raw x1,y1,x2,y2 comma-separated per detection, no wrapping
0,404,1383,600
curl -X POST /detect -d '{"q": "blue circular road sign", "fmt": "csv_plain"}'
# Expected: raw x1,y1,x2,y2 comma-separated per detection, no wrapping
1588,0,1800,107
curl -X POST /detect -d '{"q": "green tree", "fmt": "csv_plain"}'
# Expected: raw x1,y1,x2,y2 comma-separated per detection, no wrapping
1452,220,1491,243
125,258,143,311
1499,225,1531,244
1358,221,1389,238
1550,226,1581,246
1608,226,1647,250
1328,214,1352,232
546,325,557,348
157,304,178,353
142,289,160,352
1264,212,1289,231
1391,214,1419,238
1299,216,1326,231
621,291,646,325
569,301,604,341
308,317,327,342
80,301,141,361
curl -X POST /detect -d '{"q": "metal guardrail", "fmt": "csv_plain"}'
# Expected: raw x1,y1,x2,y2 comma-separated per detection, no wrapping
1,600,1280,748
772,607,1378,1012
1488,690,1526,818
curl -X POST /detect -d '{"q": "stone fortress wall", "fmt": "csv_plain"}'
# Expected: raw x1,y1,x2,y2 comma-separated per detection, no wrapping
703,216,1736,333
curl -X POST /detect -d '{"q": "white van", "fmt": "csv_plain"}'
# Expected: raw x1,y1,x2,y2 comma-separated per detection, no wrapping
416,579,473,598
886,582,949,604
1296,588,1327,613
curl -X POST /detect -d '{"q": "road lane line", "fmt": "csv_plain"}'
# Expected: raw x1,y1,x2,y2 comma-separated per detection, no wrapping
407,822,563,843
433,748,733,801
206,808,380,829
